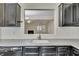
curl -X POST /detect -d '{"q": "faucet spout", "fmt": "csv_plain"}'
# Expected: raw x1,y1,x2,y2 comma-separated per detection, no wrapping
38,34,41,40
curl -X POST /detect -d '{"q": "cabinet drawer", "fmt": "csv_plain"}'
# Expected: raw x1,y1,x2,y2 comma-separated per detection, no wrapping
23,47,39,53
58,51,68,53
58,47,69,51
58,47,69,49
58,53,68,56
41,53,56,56
23,53,39,56
41,47,56,53
0,47,22,51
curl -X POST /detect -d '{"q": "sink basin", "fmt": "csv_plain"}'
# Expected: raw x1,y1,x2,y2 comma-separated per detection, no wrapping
32,40,49,43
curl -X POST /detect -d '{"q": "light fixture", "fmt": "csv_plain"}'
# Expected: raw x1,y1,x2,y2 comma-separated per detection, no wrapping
27,20,31,24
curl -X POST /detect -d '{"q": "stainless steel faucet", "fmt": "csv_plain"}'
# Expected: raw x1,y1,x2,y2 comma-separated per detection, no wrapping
38,34,41,40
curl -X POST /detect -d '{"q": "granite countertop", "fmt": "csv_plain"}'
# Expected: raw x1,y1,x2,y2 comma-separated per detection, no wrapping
0,39,79,49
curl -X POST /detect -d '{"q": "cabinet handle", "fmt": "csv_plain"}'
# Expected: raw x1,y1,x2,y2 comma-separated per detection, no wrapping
17,21,23,23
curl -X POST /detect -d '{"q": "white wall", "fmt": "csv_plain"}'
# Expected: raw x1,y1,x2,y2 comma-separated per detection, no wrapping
48,20,54,34
1,3,79,39
0,3,56,39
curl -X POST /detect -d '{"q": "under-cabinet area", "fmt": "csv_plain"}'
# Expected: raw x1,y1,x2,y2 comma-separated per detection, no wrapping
0,46,78,56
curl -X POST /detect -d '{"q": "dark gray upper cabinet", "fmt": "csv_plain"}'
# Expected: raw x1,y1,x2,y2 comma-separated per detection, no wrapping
59,4,64,26
63,4,73,26
73,4,79,25
0,3,4,26
0,3,21,27
16,4,21,26
59,3,79,27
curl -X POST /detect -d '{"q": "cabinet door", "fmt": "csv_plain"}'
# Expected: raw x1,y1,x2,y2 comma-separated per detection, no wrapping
63,4,73,26
72,47,79,56
0,3,4,26
73,4,79,26
0,46,22,56
4,3,16,26
57,47,70,56
23,46,39,56
59,4,63,26
16,4,21,27
40,46,57,56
